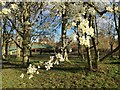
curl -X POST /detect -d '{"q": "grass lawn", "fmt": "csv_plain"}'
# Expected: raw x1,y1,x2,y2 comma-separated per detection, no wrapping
2,54,120,88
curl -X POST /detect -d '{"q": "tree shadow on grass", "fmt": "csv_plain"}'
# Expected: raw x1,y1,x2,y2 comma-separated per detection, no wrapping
51,66,89,74
2,61,27,69
104,61,120,65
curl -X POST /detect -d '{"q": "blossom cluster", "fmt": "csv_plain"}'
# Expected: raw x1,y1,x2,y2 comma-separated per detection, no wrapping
20,64,40,79
0,3,18,15
79,36,90,47
44,57,54,70
56,53,64,62
44,53,65,70
106,6,119,12
88,7,96,15
20,53,66,79
72,14,94,47
1,8,11,15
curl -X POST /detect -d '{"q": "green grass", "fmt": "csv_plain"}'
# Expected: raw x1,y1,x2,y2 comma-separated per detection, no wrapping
2,54,120,88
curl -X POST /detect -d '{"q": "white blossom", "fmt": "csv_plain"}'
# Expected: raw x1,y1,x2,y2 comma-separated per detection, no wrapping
20,73,24,79
86,27,94,37
11,4,18,9
84,36,90,47
50,56,54,61
106,6,119,12
59,57,64,62
45,61,53,70
115,7,118,11
38,66,40,68
106,6,113,12
79,36,90,47
56,53,64,62
72,22,76,26
36,71,39,74
1,2,6,6
88,8,96,15
56,53,62,59
26,21,31,25
29,74,33,79
54,60,59,65
2,8,11,15
72,33,77,41
27,64,37,74
69,48,72,53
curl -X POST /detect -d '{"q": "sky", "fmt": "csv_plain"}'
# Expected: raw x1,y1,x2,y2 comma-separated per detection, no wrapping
3,2,119,43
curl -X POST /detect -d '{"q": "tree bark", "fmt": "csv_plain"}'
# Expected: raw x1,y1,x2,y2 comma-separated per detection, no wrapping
85,13,92,71
118,14,120,58
113,4,120,59
61,2,69,61
86,47,92,70
95,15,99,44
91,16,98,70
17,46,21,57
29,48,32,57
78,43,80,56
76,21,83,59
91,37,98,69
22,4,30,66
110,44,113,58
16,37,21,58
5,41,8,59
22,37,29,66
0,38,2,64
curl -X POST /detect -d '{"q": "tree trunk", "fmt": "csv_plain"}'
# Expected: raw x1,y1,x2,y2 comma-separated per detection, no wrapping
91,16,98,70
110,44,113,58
85,14,92,71
5,41,9,60
78,43,80,56
0,4,1,63
91,37,98,70
2,18,7,60
83,13,92,70
17,47,21,57
61,2,69,61
22,39,29,66
16,40,21,57
21,4,31,66
113,4,120,59
118,14,120,58
2,45,5,59
0,38,2,65
95,15,98,44
86,47,92,70
77,38,83,59
76,21,83,59
29,49,32,57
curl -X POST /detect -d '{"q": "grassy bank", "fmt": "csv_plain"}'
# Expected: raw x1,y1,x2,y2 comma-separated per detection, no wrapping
2,54,120,88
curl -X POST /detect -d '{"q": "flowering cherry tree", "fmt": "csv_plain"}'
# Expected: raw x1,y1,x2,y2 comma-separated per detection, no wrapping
1,2,55,65
2,2,119,80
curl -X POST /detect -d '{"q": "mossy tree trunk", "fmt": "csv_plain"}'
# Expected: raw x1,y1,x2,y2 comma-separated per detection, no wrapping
21,4,31,66
16,34,22,58
2,18,9,60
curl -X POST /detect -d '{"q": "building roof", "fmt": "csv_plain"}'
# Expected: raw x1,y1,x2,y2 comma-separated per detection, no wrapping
9,44,53,51
32,44,53,49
